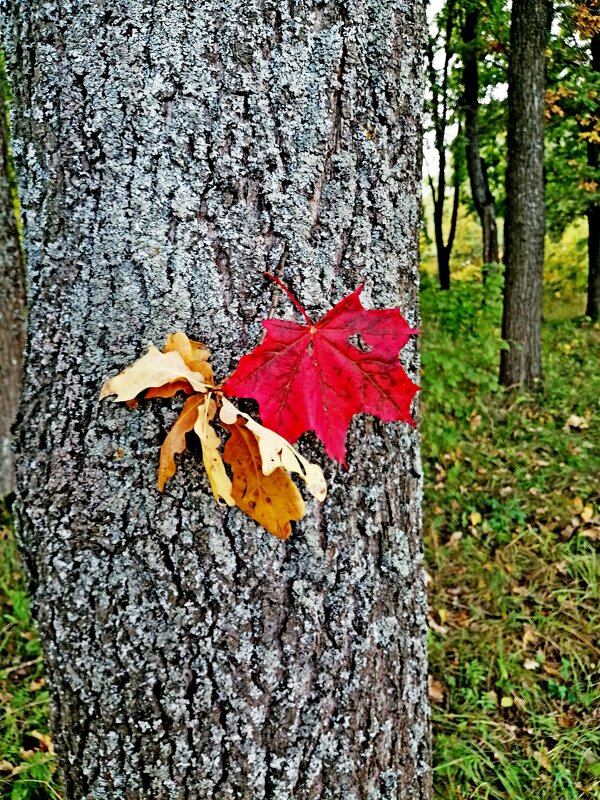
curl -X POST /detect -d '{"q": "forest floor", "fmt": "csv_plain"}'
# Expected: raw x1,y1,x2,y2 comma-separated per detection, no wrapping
0,270,599,800
422,270,600,800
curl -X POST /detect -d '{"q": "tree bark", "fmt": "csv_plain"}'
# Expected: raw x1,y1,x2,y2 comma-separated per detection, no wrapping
4,2,430,799
0,55,26,498
461,6,499,270
586,27,600,321
500,0,548,388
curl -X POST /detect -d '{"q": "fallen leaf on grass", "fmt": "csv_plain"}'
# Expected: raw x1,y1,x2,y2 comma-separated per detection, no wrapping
428,676,445,703
30,730,53,753
522,625,539,649
223,422,305,539
534,749,552,772
582,527,600,541
563,414,589,431
469,511,482,526
427,615,449,636
581,505,594,523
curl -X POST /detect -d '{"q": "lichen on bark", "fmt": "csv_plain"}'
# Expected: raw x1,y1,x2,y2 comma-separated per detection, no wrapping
3,1,430,797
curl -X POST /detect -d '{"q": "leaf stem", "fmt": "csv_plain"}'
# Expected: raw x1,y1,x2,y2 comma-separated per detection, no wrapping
264,272,313,326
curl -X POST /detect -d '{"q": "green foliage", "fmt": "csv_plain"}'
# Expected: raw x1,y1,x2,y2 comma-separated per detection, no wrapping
0,504,60,800
422,278,600,800
545,2,600,238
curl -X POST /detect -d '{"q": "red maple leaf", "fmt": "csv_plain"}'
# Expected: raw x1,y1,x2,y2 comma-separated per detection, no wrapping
222,274,420,465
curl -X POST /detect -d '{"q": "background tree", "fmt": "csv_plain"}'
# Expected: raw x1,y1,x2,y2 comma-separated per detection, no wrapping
0,52,25,498
460,1,500,268
3,2,431,798
426,0,460,290
500,0,549,387
545,0,600,319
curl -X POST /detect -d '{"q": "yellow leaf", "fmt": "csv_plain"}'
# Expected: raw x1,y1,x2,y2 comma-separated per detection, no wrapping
163,331,213,382
223,422,305,539
100,345,209,402
194,395,235,506
581,505,594,523
220,398,327,501
158,394,205,492
469,511,482,526
500,696,513,708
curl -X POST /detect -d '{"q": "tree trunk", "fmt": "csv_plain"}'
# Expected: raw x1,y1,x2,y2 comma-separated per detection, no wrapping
4,2,430,799
426,2,459,290
0,55,25,498
586,28,600,321
461,7,499,270
587,204,600,320
500,0,547,388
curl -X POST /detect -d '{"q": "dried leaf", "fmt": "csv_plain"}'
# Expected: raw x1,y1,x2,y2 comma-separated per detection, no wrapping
100,345,209,402
534,748,551,772
223,422,305,539
163,331,213,382
220,398,327,501
194,396,235,506
145,380,195,400
428,675,445,703
29,730,53,753
563,413,589,431
469,511,482,526
158,394,205,492
582,527,600,541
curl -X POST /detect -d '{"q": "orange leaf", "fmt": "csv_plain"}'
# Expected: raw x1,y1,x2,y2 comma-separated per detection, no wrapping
158,394,205,491
223,422,305,539
145,380,195,400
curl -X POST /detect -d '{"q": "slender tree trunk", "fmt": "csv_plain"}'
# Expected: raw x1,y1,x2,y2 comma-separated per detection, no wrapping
0,55,25,498
426,2,459,290
4,2,430,798
461,7,499,270
431,166,459,291
500,0,548,388
586,28,600,321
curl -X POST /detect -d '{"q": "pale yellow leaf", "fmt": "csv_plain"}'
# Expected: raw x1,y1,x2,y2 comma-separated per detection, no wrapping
163,331,213,382
100,345,209,402
194,395,235,506
469,511,482,526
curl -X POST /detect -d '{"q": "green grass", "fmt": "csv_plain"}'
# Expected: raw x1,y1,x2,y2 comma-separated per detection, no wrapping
0,505,59,800
0,264,598,799
422,273,600,800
